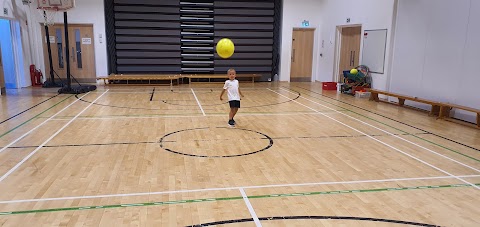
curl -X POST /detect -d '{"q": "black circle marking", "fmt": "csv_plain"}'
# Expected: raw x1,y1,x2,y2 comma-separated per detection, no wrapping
75,91,301,110
188,216,440,226
161,100,228,107
159,127,273,158
161,91,300,108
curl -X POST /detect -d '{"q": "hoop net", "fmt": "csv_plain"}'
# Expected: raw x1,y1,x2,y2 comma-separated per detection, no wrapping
42,10,58,26
37,0,75,26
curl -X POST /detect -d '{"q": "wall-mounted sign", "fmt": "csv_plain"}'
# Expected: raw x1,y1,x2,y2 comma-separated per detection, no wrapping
82,38,92,45
301,20,310,27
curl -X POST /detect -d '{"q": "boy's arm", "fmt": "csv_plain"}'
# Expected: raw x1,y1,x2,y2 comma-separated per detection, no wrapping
239,88,244,98
220,89,226,100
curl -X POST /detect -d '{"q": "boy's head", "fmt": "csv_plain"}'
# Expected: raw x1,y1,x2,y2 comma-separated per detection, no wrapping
227,68,236,80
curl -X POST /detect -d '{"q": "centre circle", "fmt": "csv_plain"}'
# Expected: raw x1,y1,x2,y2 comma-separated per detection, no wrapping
159,127,273,158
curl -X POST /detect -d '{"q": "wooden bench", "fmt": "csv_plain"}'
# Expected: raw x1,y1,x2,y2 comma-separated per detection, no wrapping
97,74,181,86
369,89,442,116
185,74,261,84
439,103,480,128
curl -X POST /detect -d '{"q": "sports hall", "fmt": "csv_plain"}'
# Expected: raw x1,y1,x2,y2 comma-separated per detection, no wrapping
0,0,479,226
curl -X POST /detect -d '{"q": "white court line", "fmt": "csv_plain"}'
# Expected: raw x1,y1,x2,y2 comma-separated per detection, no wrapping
279,87,480,173
270,88,480,190
191,88,206,116
45,112,323,121
97,87,274,93
240,188,262,227
0,93,89,155
0,175,477,204
0,90,109,183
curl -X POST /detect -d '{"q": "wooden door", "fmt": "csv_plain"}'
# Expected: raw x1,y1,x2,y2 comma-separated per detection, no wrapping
68,25,95,82
338,26,361,81
290,28,314,82
41,24,95,83
41,24,66,81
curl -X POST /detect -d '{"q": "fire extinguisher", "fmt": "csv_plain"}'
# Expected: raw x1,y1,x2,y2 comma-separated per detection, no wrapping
30,64,43,87
35,70,43,86
30,64,36,86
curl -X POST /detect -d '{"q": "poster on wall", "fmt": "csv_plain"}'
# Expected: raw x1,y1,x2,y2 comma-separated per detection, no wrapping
44,36,55,43
82,38,92,45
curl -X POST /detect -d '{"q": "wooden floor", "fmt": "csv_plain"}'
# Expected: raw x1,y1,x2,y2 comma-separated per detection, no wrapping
0,82,479,226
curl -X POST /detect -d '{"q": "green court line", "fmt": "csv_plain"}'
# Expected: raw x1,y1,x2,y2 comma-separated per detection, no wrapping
340,110,480,162
288,88,480,163
0,95,74,140
0,183,477,216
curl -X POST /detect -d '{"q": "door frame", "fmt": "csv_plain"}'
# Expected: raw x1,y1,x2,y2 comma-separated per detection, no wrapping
333,24,362,82
290,27,315,82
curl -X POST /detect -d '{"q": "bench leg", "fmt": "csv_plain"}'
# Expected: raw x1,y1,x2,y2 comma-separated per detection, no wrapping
430,105,440,116
369,93,379,101
439,106,449,119
477,113,480,128
398,98,405,106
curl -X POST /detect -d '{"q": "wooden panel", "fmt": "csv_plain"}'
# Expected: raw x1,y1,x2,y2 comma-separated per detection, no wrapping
41,24,67,80
70,25,95,79
339,26,361,81
290,28,314,81
351,26,362,66
41,24,96,81
1,84,480,225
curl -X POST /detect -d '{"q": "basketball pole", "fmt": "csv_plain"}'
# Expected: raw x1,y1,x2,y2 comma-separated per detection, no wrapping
42,11,62,88
63,11,72,90
44,11,54,83
57,8,96,94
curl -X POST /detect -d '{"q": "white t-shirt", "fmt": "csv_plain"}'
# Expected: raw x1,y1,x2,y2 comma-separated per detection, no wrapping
223,79,240,101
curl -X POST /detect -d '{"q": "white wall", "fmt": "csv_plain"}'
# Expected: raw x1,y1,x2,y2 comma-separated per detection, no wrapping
280,0,322,82
1,0,107,87
30,0,107,79
1,0,16,20
390,0,479,122
316,0,395,89
280,0,396,88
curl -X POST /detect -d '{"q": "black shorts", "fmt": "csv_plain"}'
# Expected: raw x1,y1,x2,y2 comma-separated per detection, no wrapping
229,100,240,108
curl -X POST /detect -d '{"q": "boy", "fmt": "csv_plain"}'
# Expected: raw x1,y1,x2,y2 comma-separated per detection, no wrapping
220,68,244,127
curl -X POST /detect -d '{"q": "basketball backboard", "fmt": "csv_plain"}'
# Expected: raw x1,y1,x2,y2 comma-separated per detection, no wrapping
37,0,75,11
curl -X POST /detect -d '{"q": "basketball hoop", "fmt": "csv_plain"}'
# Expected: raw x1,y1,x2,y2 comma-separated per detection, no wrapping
37,0,75,26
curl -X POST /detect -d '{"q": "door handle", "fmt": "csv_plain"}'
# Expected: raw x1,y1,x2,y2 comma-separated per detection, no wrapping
352,51,355,66
350,51,353,66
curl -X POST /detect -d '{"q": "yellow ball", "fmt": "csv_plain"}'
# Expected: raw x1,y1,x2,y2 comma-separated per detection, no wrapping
216,38,235,58
350,68,358,74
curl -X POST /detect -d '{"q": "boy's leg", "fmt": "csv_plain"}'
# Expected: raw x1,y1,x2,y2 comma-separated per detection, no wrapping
229,108,235,120
232,108,239,124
